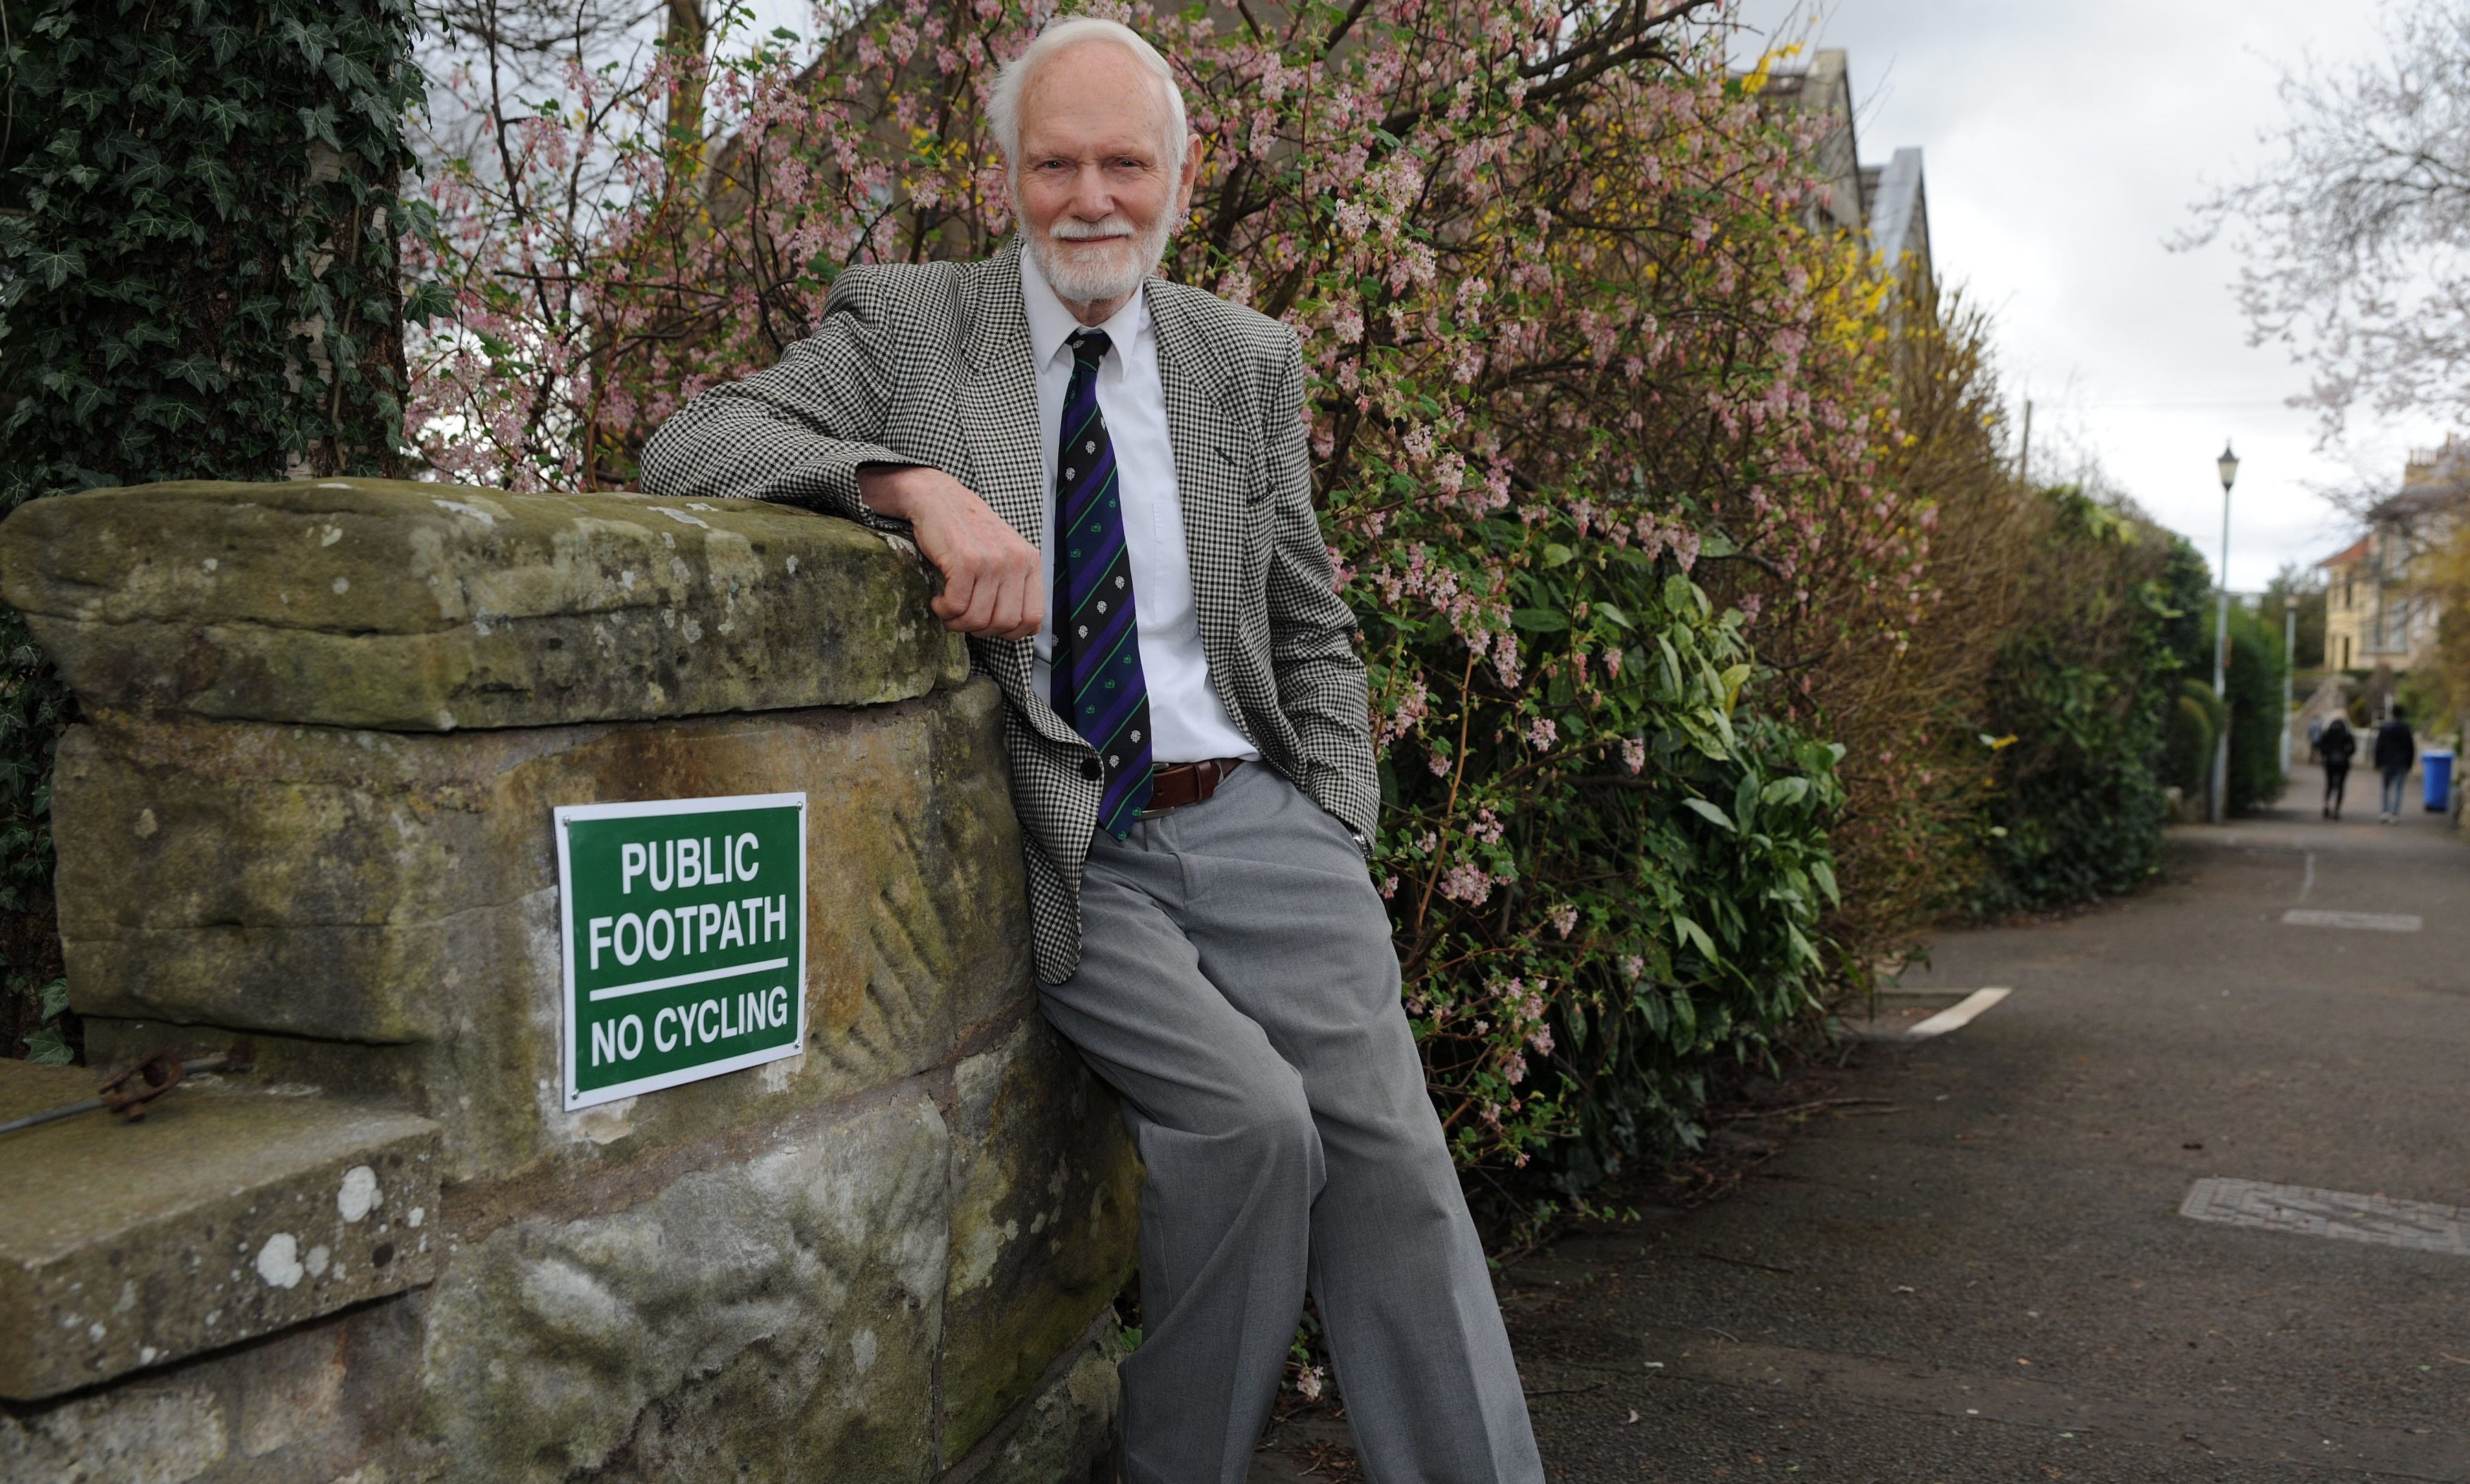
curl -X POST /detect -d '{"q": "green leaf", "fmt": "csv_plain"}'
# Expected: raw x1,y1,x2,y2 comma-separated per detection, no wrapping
1671,988,1700,1041
22,1024,73,1065
1593,602,1634,630
1718,662,1752,708
1811,859,1840,905
36,978,69,1021
1680,798,1733,831
25,249,85,290
1761,776,1810,807
1542,542,1575,567
1673,915,1718,963
1511,608,1570,633
402,280,455,326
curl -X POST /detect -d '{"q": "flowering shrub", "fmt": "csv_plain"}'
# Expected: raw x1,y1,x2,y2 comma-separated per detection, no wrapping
407,0,1920,1203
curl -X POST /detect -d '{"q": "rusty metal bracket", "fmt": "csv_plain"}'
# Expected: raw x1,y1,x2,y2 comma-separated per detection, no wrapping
0,1040,257,1136
97,1050,183,1120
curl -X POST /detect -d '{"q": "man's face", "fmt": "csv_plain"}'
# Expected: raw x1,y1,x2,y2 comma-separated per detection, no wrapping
1010,42,1199,306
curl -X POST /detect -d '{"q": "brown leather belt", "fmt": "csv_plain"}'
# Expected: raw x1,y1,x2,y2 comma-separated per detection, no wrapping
1137,758,1245,818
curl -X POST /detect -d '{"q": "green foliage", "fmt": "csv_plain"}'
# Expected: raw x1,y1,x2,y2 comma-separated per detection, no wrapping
2163,677,2223,802
2263,563,2328,670
1970,493,2196,916
1372,507,1844,1211
2398,668,2460,748
2163,596,2289,812
2214,601,2289,814
0,0,423,1055
2155,535,2214,676
18,976,70,1063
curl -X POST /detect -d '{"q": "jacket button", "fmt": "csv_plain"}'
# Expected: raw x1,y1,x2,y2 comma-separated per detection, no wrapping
1081,758,1103,781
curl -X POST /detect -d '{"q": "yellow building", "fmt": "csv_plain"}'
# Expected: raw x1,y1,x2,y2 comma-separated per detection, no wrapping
2319,442,2466,673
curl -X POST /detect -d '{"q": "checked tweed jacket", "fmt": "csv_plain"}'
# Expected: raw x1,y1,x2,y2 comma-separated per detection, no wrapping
641,238,1379,985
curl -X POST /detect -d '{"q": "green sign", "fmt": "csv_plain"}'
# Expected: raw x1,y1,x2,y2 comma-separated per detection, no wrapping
554,792,808,1110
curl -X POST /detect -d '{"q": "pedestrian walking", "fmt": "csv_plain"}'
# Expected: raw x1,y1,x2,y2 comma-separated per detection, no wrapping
2320,716,2356,819
2306,714,2324,765
2376,705,2417,822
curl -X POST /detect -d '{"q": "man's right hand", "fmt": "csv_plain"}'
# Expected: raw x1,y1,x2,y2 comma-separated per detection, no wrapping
858,464,1043,640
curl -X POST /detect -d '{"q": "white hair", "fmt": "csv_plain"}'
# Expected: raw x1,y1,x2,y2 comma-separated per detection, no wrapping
986,17,1189,174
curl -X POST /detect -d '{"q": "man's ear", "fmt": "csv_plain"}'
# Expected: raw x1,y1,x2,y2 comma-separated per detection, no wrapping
1174,133,1205,220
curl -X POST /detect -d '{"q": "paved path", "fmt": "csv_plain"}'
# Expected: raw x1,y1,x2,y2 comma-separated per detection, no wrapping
1260,765,2470,1480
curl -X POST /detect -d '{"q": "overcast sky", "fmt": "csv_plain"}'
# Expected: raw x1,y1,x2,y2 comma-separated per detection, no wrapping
1727,0,2436,590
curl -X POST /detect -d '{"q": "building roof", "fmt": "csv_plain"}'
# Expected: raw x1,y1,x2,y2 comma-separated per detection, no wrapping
2316,536,2370,572
1868,147,1931,285
2319,433,2470,568
1754,49,1933,295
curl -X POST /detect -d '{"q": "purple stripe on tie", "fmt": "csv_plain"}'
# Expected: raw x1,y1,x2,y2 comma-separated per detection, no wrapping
1059,445,1118,525
1065,532,1131,615
1099,745,1153,833
1071,596,1139,674
1079,686,1146,751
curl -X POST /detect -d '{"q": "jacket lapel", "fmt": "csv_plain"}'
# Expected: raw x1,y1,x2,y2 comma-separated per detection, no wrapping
959,239,1082,748
959,239,1044,546
1147,281,1252,684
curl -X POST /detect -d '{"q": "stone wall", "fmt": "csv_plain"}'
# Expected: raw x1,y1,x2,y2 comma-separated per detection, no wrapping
0,480,1139,1483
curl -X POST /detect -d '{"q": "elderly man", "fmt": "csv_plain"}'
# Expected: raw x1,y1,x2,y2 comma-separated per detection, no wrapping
641,19,1542,1482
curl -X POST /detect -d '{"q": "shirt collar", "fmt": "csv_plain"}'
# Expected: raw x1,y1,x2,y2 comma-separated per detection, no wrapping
1019,236,1150,370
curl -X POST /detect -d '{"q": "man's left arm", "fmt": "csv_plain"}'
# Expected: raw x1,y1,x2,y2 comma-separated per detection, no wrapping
1261,337,1381,851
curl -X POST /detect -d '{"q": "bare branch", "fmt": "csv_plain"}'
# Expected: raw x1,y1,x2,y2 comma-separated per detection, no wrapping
2183,1,2470,445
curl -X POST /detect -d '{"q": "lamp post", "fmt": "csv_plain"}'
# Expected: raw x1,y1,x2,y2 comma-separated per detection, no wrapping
2280,594,2298,778
2212,441,2239,824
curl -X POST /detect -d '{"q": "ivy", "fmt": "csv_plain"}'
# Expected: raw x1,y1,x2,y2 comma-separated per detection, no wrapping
0,0,423,1057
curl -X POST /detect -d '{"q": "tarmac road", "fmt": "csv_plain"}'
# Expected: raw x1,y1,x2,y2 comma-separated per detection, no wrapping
1255,763,2470,1481
1498,763,2470,1482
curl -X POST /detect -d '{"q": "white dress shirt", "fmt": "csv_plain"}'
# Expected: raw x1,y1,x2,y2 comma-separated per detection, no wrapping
1019,248,1258,765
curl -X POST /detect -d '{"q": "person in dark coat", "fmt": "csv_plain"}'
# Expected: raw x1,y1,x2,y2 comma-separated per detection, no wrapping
2375,704,2418,822
2319,716,2356,819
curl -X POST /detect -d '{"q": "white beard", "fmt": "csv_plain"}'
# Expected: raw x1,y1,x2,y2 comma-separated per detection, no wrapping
1021,201,1174,306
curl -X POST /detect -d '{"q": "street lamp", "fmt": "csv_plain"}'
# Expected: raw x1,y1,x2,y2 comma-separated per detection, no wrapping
2280,593,2298,778
2212,441,2239,824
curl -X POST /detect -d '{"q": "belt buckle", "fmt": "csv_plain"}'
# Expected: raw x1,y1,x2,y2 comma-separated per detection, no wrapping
1134,765,1179,820
1132,760,1203,820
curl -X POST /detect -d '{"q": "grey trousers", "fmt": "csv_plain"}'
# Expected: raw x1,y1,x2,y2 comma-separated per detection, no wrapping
1036,763,1544,1484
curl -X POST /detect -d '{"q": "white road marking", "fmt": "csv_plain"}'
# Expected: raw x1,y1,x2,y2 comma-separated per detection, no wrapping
1905,987,2011,1040
2179,1178,2469,1257
2280,908,2422,932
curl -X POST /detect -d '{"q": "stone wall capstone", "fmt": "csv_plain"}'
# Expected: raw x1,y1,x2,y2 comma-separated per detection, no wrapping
0,480,1138,1483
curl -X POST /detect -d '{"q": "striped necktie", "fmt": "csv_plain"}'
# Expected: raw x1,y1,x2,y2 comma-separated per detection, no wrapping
1052,328,1153,837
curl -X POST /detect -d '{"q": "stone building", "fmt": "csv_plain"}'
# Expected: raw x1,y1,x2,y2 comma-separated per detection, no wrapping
2319,439,2468,673
1754,47,1935,301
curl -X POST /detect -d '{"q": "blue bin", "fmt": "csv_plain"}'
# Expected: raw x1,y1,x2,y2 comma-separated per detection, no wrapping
2425,750,2454,812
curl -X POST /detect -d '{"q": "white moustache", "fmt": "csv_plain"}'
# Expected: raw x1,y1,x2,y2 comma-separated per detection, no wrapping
1048,216,1138,243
